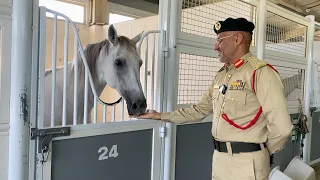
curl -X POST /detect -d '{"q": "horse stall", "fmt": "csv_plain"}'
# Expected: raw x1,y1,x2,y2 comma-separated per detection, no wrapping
3,0,320,180
309,24,320,167
29,3,164,180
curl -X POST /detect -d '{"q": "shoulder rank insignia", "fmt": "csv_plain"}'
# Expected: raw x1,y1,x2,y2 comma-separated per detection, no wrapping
247,56,266,70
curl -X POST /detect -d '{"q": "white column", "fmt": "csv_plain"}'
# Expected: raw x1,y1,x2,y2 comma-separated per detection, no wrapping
161,0,177,179
256,0,267,59
304,15,315,164
8,0,33,179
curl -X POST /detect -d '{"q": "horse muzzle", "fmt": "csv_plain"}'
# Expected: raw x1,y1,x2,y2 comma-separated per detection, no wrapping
127,99,147,116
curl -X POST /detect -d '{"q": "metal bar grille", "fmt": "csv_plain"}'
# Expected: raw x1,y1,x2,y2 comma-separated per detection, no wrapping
40,8,161,127
177,53,305,106
181,0,257,45
265,11,307,57
312,62,320,106
312,25,320,106
177,53,221,104
94,31,161,123
272,65,305,109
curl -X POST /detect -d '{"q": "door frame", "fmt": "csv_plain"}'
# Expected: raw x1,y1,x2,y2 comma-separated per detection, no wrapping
0,6,12,125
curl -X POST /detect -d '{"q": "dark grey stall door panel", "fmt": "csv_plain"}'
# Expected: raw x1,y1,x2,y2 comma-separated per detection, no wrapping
311,111,320,162
51,129,153,180
271,139,300,171
175,122,214,180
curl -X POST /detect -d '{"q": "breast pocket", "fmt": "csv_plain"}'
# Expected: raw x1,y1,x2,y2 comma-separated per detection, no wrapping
212,88,220,107
224,90,247,117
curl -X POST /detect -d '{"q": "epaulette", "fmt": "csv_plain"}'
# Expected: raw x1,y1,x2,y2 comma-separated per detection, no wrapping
247,56,267,70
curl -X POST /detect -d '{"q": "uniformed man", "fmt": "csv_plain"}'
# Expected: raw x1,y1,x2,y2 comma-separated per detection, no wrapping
130,17,293,180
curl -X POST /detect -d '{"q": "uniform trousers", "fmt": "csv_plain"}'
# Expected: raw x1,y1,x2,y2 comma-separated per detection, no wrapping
212,142,271,180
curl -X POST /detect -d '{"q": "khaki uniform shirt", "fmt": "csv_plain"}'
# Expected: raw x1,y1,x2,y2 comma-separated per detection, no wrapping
161,52,293,154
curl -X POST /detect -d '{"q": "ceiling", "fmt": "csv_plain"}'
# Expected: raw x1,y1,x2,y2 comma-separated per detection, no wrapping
109,0,320,40
269,0,320,40
108,0,159,13
277,0,320,22
109,0,320,22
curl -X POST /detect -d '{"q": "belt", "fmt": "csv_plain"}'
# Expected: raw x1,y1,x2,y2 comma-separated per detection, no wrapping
212,138,266,153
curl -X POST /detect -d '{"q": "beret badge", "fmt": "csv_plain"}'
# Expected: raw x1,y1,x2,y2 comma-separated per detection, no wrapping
214,22,221,31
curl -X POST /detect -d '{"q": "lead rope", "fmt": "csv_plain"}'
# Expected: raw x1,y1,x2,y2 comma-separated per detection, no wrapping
296,99,309,158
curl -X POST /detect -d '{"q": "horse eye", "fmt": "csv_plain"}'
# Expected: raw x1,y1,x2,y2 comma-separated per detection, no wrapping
115,59,123,67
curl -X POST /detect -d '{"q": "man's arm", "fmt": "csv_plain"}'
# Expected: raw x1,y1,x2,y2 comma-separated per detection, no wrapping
160,82,215,124
255,65,293,154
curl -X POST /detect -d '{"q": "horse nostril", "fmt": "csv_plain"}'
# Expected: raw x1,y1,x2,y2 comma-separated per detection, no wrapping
131,100,147,111
132,102,138,110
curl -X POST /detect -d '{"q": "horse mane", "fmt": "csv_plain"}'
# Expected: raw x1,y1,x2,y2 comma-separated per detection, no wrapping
75,39,109,79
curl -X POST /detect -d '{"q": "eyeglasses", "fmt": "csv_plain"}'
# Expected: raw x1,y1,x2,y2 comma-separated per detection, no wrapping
215,34,236,44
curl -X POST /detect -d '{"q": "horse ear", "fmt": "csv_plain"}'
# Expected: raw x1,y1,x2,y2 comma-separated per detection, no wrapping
108,24,118,44
131,31,144,44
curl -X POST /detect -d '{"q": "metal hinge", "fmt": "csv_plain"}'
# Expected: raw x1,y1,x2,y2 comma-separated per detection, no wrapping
163,46,169,58
310,107,317,116
31,127,70,163
159,127,165,138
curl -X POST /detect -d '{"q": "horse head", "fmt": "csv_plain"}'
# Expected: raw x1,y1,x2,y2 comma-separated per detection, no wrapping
98,25,147,116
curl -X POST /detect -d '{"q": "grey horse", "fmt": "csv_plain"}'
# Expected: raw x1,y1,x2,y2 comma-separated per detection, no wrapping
43,25,147,127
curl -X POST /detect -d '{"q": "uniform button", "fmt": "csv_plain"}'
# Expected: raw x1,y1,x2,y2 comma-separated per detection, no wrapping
231,98,235,101
227,74,231,78
216,115,219,118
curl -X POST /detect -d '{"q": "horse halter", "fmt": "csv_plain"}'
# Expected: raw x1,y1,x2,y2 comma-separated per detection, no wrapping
100,96,123,106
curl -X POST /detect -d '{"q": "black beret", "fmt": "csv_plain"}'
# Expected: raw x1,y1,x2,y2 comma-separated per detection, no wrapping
213,17,255,34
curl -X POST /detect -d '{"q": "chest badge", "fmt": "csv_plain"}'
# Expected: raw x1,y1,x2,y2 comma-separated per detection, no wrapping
229,80,246,90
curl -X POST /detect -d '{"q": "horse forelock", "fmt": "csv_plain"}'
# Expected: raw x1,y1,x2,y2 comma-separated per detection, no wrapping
117,36,137,50
116,36,141,63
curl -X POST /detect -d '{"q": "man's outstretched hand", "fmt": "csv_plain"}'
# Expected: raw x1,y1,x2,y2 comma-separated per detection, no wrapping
129,110,161,120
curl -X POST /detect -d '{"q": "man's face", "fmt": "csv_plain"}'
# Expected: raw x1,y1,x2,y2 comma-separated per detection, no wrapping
213,32,237,63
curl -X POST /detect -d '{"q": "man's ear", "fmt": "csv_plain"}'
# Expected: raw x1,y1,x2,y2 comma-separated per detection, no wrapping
234,33,243,46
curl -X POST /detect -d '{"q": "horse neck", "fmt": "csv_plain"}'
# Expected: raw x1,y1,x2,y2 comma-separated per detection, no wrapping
70,40,109,112
69,62,107,111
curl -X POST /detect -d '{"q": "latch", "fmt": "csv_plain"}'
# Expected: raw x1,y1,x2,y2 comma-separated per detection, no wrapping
31,127,70,163
159,127,165,138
